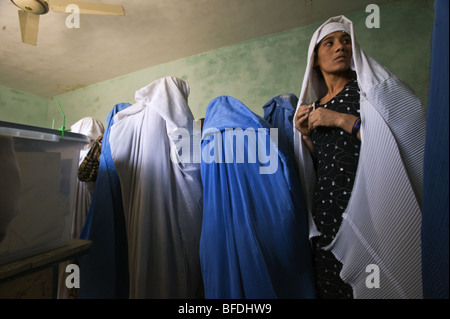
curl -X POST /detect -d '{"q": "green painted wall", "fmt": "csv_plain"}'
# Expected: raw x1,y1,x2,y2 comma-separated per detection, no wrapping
1,0,435,128
0,85,48,126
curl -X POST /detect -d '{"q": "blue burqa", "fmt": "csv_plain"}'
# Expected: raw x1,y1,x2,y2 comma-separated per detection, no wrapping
421,0,449,299
262,93,298,152
78,103,131,299
199,96,315,299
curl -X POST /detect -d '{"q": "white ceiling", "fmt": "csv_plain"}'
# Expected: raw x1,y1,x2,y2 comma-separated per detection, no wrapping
0,0,398,98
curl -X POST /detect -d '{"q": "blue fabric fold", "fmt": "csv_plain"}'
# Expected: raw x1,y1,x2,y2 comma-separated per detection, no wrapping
78,103,131,299
199,96,315,299
421,0,449,299
262,93,298,152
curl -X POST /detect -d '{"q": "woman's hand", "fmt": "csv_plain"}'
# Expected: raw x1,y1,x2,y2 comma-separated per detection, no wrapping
294,104,314,136
308,108,361,140
307,107,340,131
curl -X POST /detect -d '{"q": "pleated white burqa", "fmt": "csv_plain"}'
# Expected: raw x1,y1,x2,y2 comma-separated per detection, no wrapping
69,117,105,237
293,16,426,298
109,76,203,299
57,117,104,299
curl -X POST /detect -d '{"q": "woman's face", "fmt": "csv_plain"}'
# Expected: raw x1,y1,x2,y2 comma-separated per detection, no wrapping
314,31,353,76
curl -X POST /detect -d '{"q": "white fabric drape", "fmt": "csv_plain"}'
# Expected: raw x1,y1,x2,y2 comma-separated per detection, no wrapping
58,117,104,299
293,15,426,298
69,117,105,237
109,76,203,299
71,117,105,157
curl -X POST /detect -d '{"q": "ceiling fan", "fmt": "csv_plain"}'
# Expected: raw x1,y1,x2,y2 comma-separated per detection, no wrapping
10,0,125,46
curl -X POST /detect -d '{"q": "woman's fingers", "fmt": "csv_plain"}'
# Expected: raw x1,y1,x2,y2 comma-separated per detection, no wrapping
295,104,313,135
295,105,312,121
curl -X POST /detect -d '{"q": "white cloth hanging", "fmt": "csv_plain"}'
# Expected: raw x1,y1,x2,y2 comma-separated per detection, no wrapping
293,15,426,299
70,117,105,237
109,76,203,299
57,117,104,299
70,117,105,164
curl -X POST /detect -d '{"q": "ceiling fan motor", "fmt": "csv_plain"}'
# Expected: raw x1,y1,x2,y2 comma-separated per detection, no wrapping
10,0,50,15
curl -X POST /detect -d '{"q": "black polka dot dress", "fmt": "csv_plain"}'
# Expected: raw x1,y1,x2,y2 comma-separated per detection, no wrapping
310,79,360,299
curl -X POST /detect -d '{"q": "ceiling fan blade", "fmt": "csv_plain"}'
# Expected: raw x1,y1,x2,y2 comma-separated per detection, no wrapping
18,10,40,46
47,0,125,16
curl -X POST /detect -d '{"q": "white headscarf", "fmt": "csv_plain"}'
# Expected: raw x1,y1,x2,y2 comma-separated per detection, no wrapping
294,15,426,299
70,117,105,163
69,117,105,234
54,117,105,299
109,76,203,298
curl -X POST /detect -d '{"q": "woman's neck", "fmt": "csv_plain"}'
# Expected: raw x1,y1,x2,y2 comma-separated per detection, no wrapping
320,72,352,104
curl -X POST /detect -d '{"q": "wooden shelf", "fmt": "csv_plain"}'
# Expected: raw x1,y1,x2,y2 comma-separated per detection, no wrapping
0,239,92,299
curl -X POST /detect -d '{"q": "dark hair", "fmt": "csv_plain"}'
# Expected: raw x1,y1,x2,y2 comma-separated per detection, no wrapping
313,43,323,79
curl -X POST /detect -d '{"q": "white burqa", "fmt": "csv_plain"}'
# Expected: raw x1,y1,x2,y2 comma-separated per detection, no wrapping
58,117,104,299
69,117,105,237
293,16,426,299
109,76,203,299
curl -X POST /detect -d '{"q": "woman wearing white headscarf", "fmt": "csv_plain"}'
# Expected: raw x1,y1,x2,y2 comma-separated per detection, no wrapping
109,76,203,299
294,16,426,299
